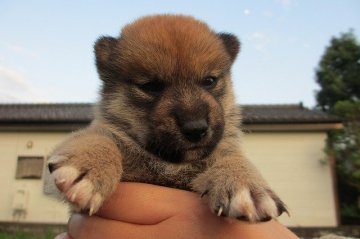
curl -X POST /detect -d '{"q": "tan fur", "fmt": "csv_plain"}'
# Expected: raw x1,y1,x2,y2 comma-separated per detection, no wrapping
49,124,122,200
48,14,287,222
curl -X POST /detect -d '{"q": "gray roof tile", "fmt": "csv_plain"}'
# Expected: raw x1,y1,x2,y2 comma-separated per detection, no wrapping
0,103,93,122
0,103,341,124
241,104,341,124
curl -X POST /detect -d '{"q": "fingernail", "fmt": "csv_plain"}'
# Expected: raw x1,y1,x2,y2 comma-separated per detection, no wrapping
54,232,68,239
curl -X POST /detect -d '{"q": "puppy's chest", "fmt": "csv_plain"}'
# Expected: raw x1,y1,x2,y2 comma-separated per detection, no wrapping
120,152,208,191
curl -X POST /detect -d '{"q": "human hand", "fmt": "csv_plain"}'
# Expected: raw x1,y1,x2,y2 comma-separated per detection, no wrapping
55,183,298,239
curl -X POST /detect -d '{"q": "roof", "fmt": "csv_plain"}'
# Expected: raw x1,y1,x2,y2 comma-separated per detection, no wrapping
0,103,342,131
0,103,94,123
241,104,341,124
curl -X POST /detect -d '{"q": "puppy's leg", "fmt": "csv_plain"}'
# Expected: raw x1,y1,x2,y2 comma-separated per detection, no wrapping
191,139,288,222
47,123,122,214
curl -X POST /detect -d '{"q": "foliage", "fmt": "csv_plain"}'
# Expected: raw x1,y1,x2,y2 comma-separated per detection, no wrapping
316,30,360,224
316,31,360,111
329,101,360,187
0,230,56,239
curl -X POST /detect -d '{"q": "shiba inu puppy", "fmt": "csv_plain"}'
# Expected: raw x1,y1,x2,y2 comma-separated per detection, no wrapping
48,14,287,222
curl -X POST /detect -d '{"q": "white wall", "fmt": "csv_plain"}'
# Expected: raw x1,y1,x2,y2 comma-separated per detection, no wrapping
0,132,69,223
242,131,337,227
0,130,337,226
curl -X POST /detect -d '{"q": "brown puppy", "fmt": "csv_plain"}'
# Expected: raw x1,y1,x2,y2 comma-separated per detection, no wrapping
48,15,287,222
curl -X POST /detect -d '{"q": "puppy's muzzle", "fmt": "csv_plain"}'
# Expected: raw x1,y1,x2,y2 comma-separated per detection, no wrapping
180,119,208,143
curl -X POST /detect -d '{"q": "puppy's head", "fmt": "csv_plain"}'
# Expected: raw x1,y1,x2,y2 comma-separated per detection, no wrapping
95,15,240,163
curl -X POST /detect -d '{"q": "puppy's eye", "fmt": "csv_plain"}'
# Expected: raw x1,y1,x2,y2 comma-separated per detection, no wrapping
201,77,218,89
138,81,165,94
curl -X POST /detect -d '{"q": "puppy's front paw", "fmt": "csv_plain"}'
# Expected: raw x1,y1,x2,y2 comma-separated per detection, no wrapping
193,175,288,222
48,155,119,215
225,187,287,222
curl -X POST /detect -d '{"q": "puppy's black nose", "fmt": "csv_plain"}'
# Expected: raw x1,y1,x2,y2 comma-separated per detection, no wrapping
181,119,208,142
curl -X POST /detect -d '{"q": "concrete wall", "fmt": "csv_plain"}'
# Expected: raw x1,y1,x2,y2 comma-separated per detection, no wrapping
0,130,337,226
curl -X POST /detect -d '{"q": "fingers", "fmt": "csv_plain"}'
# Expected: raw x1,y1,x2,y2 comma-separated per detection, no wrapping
68,213,299,239
66,182,300,239
68,214,161,239
96,182,205,225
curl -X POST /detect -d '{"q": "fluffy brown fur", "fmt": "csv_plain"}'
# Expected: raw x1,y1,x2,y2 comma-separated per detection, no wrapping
48,14,287,222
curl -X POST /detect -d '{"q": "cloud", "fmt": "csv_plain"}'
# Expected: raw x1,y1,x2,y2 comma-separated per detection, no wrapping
243,9,251,16
274,0,298,7
262,10,274,18
303,43,311,49
274,0,292,6
0,65,45,102
249,32,269,50
0,42,38,58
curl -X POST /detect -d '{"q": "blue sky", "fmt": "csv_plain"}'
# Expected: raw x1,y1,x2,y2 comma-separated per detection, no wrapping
0,0,359,107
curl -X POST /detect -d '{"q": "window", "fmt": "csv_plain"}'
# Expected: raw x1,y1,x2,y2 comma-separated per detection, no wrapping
15,156,44,179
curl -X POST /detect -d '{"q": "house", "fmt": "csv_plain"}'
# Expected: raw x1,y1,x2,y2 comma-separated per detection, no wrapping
0,103,342,227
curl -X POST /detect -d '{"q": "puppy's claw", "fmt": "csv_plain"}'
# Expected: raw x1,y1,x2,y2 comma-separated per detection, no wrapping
48,163,57,173
87,193,103,216
277,202,290,217
217,206,223,216
89,206,94,216
201,190,209,198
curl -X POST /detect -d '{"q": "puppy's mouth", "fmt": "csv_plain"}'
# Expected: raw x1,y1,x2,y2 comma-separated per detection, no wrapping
145,141,184,163
144,122,224,163
184,145,209,151
145,138,217,164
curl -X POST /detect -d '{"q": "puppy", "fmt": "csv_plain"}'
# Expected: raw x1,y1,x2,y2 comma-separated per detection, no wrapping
48,14,287,222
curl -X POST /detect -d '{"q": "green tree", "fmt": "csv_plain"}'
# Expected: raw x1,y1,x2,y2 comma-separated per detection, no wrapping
316,30,360,224
316,31,360,111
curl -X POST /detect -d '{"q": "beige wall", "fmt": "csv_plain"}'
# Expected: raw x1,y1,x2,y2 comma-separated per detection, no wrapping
0,132,69,223
0,130,337,226
242,131,337,227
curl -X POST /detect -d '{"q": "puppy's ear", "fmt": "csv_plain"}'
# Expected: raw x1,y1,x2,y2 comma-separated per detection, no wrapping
95,36,117,64
218,33,240,62
94,36,118,78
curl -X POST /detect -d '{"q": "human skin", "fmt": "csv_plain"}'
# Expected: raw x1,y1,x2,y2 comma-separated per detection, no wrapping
55,183,299,239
